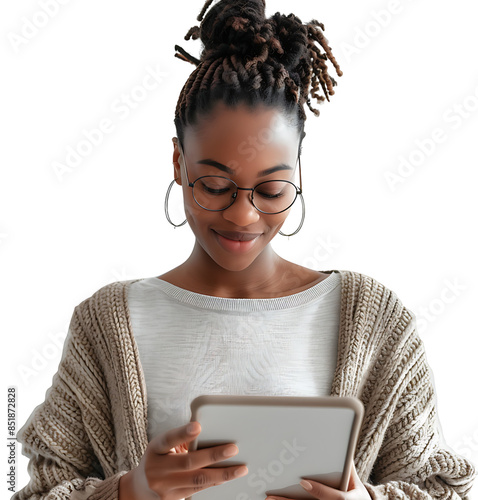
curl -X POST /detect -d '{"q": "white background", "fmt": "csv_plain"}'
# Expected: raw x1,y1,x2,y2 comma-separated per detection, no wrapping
2,0,478,496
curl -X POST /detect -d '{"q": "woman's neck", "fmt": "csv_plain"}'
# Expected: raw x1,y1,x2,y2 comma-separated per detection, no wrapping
158,241,326,299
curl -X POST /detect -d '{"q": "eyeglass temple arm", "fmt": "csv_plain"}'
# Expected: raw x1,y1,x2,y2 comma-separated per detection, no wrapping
178,139,193,187
298,155,302,193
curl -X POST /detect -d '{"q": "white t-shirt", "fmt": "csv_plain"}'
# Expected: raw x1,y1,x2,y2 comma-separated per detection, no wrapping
127,272,342,442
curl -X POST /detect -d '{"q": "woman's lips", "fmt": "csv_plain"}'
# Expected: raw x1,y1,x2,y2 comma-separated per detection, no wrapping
213,229,262,241
212,229,261,253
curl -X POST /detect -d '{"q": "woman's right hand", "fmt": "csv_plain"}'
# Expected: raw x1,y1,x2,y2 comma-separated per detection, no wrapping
118,421,249,500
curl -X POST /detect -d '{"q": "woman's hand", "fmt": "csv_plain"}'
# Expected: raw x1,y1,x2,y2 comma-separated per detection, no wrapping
265,461,372,500
118,421,249,500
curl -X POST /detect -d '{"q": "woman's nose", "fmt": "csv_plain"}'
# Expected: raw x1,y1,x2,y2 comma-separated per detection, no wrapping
222,189,260,226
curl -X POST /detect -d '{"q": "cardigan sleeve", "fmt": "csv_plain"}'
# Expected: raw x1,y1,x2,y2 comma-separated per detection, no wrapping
361,311,476,500
11,309,128,500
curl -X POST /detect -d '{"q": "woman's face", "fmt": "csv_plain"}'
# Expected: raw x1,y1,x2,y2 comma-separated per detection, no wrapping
172,101,302,272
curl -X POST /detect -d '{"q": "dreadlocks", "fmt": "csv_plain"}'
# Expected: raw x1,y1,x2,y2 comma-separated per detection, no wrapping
173,0,342,150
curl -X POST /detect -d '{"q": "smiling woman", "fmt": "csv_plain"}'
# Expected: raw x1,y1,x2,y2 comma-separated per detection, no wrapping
11,1,476,500
160,101,325,295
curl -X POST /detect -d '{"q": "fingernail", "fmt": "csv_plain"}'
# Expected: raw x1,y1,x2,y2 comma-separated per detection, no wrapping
223,445,238,457
234,466,248,477
300,480,313,491
187,423,198,434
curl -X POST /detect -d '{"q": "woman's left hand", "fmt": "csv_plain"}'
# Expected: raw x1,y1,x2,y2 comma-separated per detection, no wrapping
265,461,372,500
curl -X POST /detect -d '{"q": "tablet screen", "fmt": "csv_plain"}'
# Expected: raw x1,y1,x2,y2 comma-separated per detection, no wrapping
187,395,363,500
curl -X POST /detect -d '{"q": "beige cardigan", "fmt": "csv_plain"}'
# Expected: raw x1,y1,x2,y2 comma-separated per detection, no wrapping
11,270,476,500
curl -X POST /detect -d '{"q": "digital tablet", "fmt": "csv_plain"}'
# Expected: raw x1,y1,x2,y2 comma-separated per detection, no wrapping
186,395,364,500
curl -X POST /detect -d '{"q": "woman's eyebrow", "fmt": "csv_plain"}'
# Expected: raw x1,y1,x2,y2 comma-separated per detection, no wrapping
196,159,293,177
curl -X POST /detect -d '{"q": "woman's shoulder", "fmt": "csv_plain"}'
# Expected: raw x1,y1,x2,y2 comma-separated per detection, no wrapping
70,277,147,336
328,268,416,329
76,277,146,307
325,268,404,297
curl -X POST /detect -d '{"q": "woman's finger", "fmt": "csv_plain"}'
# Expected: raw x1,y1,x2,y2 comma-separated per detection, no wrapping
265,461,371,500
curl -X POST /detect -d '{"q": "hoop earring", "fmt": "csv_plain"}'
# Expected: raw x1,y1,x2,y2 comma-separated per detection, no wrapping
164,178,188,228
278,192,305,237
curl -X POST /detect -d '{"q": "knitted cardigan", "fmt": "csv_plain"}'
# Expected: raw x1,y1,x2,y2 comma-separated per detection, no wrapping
11,270,476,500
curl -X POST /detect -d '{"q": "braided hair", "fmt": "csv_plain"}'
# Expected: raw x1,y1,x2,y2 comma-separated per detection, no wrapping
173,0,343,153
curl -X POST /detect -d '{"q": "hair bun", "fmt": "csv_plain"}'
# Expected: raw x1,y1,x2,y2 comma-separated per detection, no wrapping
175,0,343,120
197,0,267,60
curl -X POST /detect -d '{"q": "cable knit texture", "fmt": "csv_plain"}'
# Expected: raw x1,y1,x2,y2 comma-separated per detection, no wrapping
11,270,476,500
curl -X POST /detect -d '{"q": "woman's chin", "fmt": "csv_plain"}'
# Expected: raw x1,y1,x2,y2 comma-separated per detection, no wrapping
206,243,266,272
210,253,259,273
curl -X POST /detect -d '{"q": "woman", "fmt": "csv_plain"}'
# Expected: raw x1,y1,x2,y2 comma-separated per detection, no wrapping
12,1,476,500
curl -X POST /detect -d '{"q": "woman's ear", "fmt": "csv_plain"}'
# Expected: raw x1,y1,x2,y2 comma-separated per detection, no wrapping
172,137,182,185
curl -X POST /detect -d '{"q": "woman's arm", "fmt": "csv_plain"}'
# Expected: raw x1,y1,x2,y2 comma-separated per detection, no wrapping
11,310,128,500
361,313,476,499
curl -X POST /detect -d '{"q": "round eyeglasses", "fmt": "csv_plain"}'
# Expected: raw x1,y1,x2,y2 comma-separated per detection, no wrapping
178,142,303,215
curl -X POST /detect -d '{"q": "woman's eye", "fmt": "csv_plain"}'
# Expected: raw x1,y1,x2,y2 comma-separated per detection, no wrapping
202,185,229,194
257,191,284,198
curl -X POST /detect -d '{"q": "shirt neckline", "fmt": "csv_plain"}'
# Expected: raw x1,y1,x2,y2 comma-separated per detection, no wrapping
137,270,341,312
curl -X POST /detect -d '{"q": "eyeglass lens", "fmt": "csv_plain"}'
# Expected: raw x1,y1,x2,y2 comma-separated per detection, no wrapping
192,177,298,214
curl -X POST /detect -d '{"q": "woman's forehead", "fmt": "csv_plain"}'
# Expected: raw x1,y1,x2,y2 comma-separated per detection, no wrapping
184,104,301,154
194,102,296,131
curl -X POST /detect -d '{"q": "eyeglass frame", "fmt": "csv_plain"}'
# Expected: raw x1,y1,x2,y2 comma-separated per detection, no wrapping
177,139,303,215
